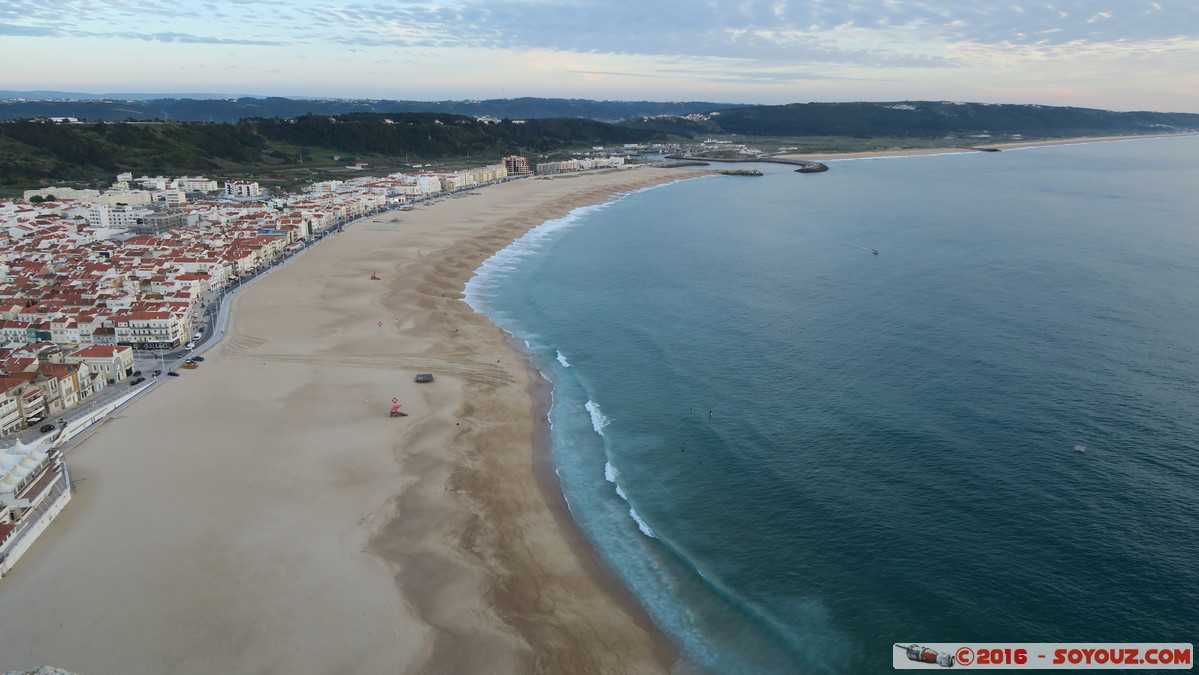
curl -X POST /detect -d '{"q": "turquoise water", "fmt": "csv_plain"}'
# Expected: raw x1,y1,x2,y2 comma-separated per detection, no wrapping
464,137,1199,674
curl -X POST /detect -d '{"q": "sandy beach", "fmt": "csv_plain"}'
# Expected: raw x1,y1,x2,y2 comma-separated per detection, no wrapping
775,132,1198,161
0,167,707,674
4,131,1188,674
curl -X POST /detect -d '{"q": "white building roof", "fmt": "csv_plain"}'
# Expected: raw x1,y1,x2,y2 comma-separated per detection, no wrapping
0,439,50,495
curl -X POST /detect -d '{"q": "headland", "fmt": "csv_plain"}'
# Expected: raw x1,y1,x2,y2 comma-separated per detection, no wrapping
773,132,1199,161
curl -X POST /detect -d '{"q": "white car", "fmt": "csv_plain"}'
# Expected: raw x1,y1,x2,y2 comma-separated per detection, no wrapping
185,342,195,349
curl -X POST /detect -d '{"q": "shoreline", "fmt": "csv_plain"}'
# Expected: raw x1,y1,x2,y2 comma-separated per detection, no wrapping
514,330,682,671
774,132,1199,161
368,168,706,673
0,167,707,674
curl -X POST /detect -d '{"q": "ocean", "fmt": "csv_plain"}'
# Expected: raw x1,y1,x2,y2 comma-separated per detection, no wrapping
463,137,1199,674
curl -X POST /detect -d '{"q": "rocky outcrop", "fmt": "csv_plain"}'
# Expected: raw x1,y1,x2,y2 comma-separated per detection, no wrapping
793,162,829,173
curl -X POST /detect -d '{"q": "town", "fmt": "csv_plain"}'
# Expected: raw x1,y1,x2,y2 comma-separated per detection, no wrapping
0,151,632,577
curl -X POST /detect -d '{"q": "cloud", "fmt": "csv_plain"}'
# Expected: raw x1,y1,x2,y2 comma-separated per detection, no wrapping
7,0,1197,66
3,0,1197,112
265,0,1198,70
120,31,286,45
0,23,61,36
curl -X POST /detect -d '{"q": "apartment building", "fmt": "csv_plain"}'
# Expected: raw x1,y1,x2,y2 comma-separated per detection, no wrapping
0,375,47,432
224,181,262,198
503,155,531,176
65,345,134,384
112,311,189,350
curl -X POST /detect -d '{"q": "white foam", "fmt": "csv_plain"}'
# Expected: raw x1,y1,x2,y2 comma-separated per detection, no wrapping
629,506,657,538
606,463,655,537
585,400,609,436
604,462,628,500
556,350,571,367
460,176,705,312
462,202,606,311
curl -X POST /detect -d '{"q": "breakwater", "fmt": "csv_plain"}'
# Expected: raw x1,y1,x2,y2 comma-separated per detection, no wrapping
665,154,829,173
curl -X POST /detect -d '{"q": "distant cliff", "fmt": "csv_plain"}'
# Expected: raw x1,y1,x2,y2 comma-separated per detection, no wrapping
627,101,1199,139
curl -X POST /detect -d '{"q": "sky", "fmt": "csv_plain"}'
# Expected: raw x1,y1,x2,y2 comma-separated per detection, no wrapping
2,0,1197,112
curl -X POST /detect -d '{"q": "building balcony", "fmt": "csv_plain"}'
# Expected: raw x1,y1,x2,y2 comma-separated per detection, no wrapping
20,393,45,409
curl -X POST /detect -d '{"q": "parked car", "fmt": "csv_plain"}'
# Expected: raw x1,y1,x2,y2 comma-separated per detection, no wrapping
39,424,56,433
414,373,434,383
181,362,198,369
167,371,180,376
192,356,205,362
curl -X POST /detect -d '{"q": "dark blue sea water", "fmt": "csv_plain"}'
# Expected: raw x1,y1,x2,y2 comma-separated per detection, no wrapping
464,137,1199,674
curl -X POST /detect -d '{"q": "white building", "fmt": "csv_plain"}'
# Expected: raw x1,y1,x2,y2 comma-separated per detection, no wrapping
175,176,219,193
96,191,153,207
156,189,188,206
224,181,262,198
0,440,73,579
87,202,152,229
22,187,101,201
135,176,171,191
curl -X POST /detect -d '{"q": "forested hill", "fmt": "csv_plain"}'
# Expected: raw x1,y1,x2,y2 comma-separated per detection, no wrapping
246,113,660,155
0,112,665,186
623,101,1199,138
4,94,1195,137
0,95,751,123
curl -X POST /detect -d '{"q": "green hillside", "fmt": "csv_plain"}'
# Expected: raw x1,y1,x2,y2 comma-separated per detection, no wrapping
624,101,1199,138
0,95,753,124
0,113,667,193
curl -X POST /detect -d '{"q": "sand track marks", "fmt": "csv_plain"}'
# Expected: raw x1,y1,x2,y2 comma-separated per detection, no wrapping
219,334,270,357
244,353,513,386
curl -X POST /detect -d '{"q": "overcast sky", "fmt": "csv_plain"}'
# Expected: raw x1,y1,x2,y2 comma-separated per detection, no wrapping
2,0,1197,112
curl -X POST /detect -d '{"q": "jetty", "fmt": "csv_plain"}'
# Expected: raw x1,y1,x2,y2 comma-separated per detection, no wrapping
654,159,710,168
665,154,828,173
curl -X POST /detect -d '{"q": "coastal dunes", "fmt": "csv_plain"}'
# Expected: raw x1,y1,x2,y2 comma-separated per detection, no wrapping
0,168,707,674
